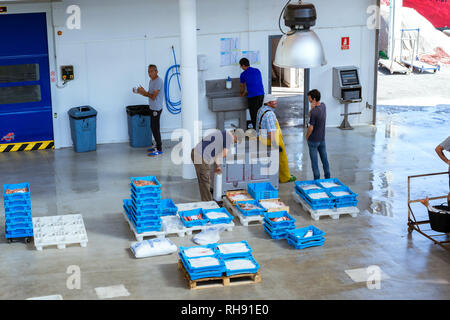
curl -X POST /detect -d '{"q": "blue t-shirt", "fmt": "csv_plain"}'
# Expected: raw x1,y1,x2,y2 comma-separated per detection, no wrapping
308,103,327,142
240,67,264,98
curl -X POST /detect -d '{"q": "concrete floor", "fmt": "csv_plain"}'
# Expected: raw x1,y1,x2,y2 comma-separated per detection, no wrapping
0,106,449,300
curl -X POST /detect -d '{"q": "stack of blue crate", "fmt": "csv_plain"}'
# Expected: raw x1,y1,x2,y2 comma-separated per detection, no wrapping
128,176,162,233
215,241,260,276
294,180,336,210
286,226,326,250
178,244,225,280
3,183,34,240
263,211,296,239
295,179,359,210
316,179,358,209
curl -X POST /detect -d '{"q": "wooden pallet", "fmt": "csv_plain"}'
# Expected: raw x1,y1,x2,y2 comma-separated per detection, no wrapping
222,197,264,227
292,192,359,221
177,260,261,290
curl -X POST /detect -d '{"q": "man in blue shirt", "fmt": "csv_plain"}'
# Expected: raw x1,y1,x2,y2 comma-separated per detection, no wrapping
305,89,330,180
239,58,265,130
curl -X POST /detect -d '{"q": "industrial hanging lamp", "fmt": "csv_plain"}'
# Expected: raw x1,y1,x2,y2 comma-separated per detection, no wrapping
274,1,327,69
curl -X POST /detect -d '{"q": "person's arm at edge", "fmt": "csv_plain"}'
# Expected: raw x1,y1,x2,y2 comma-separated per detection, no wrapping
435,144,450,165
305,125,314,141
214,148,228,174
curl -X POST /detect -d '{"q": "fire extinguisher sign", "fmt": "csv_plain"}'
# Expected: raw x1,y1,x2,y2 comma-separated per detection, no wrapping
341,37,350,50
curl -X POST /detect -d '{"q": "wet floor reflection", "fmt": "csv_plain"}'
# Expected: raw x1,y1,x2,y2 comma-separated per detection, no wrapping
370,105,450,217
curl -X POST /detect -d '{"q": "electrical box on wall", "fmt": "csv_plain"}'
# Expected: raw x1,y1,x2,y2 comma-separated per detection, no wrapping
197,54,208,71
61,65,74,81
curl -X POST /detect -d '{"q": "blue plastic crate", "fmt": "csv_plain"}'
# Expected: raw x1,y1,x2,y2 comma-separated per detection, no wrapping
327,186,358,202
5,231,34,239
131,198,161,212
130,213,161,229
294,180,324,195
215,240,253,259
5,209,32,219
179,245,217,261
5,228,34,238
287,238,325,250
202,208,233,225
223,255,260,276
247,182,278,201
178,208,208,228
130,176,162,194
4,197,31,208
3,183,31,201
235,200,266,217
5,213,32,225
6,221,33,232
263,223,291,240
316,178,345,189
286,226,326,243
335,200,358,208
130,206,160,222
134,222,162,234
132,205,161,218
4,204,32,214
302,189,335,205
160,199,178,216
295,189,335,210
264,211,296,229
131,188,161,201
179,256,224,280
181,254,225,274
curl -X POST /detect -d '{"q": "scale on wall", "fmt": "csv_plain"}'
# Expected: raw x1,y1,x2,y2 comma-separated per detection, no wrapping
332,66,363,130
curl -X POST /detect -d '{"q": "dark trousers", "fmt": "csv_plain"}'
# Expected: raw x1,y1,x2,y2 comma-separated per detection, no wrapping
307,140,331,180
150,109,162,151
248,95,264,130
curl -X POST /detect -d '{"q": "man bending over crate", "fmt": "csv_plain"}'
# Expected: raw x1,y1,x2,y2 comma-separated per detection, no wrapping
191,129,244,201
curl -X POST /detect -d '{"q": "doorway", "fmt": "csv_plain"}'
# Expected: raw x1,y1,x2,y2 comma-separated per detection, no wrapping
268,35,306,128
0,12,54,152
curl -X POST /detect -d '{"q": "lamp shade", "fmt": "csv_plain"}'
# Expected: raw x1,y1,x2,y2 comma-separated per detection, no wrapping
274,29,327,69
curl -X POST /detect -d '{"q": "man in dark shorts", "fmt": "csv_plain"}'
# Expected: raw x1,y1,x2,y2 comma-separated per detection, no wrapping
239,58,265,130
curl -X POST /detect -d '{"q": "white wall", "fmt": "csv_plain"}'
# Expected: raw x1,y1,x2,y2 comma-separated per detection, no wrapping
5,0,377,148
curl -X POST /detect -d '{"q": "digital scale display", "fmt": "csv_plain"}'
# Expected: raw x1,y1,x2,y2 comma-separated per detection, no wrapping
340,70,359,86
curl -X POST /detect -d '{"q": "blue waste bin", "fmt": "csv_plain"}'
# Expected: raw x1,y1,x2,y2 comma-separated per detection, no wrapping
68,106,97,153
126,105,152,148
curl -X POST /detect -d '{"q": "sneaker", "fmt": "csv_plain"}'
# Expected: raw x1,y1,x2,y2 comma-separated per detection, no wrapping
148,150,163,157
147,146,157,152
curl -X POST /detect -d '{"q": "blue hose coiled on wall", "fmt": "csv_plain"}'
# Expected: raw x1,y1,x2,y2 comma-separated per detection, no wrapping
164,47,182,114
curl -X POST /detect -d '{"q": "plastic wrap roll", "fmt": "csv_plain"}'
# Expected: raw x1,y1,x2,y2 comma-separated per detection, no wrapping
213,173,223,201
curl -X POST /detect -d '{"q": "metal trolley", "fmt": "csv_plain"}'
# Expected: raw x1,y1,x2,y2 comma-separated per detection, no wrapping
407,172,450,251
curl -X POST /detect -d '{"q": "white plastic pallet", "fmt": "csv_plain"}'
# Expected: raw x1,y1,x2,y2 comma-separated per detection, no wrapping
32,214,88,251
123,201,235,241
222,197,264,227
292,192,359,221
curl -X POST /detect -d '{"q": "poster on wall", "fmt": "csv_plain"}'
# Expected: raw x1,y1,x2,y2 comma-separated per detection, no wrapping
220,37,241,66
241,50,260,65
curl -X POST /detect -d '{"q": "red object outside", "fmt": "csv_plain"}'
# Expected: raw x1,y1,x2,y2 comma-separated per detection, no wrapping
403,0,449,29
341,37,350,50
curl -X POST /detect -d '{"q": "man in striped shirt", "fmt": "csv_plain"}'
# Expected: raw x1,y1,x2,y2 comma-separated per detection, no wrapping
256,94,296,183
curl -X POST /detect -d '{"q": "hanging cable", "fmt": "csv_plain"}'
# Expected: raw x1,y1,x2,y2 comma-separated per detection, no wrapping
278,0,292,35
164,46,182,114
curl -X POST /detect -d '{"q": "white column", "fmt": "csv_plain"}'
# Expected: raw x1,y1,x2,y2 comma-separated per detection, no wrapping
388,0,403,60
179,0,200,180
